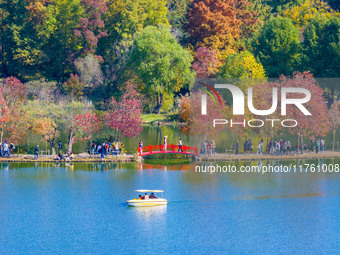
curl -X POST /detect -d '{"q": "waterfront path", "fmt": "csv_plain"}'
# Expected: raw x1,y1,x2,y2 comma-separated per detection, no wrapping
0,151,339,163
0,153,137,163
194,151,340,162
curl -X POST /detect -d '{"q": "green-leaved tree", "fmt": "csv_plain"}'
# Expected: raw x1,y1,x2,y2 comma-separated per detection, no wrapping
129,25,194,114
252,16,301,77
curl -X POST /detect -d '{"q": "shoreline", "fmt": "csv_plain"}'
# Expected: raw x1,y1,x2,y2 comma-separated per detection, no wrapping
194,151,340,162
0,154,138,163
0,151,339,163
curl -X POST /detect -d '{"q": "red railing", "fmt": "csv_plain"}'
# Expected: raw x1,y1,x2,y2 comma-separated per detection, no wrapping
138,144,199,156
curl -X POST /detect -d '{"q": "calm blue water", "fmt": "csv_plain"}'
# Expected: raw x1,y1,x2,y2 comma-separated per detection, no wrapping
0,161,339,254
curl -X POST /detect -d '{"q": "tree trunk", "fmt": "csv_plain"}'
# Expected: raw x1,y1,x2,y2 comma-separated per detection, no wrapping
67,128,74,154
154,92,163,114
333,130,336,152
43,132,56,155
49,139,56,155
1,125,3,145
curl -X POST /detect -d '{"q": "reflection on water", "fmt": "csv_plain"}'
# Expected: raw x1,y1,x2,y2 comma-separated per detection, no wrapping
129,205,167,220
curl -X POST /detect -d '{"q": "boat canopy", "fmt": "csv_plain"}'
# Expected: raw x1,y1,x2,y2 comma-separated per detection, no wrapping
134,190,164,193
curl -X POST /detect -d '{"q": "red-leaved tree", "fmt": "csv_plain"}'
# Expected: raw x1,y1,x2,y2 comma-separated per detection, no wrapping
280,72,330,151
0,77,28,144
0,87,9,144
74,0,108,55
74,112,102,143
191,46,219,78
105,82,143,139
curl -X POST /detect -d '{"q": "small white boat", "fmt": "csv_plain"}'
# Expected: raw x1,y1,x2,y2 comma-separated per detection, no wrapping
127,190,167,207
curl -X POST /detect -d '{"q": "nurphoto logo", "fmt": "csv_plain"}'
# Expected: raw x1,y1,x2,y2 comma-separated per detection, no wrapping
200,83,312,128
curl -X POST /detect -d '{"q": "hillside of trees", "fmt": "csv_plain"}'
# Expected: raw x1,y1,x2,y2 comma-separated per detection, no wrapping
0,0,340,150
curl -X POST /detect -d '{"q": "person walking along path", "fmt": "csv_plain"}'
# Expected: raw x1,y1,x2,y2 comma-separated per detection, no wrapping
34,145,39,160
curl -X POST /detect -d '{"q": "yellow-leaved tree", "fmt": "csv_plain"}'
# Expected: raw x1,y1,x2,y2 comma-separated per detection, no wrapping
282,0,340,27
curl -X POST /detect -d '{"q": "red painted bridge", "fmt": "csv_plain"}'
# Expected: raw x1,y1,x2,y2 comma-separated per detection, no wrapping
138,144,199,157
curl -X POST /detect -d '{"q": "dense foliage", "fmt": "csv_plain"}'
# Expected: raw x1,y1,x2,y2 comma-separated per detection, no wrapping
0,0,339,151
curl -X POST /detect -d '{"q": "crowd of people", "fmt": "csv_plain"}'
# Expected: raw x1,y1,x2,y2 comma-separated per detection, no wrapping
201,140,216,155
33,139,125,161
0,141,15,157
199,137,327,156
0,139,124,160
235,137,326,156
91,140,124,159
55,152,74,161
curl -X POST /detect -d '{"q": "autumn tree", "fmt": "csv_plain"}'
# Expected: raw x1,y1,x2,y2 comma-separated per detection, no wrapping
0,87,9,144
281,72,330,152
105,82,143,139
130,25,194,113
218,51,266,79
103,0,168,43
191,46,218,78
0,77,27,108
73,112,101,143
328,101,340,151
23,101,62,155
74,0,108,55
63,74,85,98
282,0,339,27
57,100,97,153
186,0,258,58
0,77,28,143
74,54,104,88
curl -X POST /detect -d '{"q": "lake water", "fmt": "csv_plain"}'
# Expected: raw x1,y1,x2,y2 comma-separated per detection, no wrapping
0,159,339,254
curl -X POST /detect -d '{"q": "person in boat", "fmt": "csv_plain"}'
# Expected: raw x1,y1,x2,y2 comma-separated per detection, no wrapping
138,195,143,200
149,193,156,199
144,193,149,200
